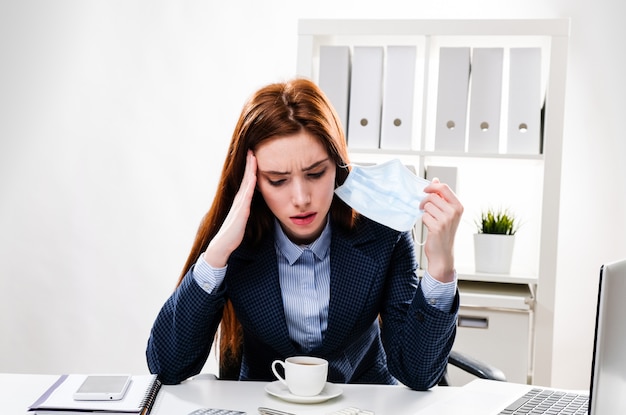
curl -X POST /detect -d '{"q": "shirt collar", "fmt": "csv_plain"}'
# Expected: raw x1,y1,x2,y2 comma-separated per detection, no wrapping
274,217,331,265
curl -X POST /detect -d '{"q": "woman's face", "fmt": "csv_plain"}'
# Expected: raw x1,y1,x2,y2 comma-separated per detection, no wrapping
254,131,336,245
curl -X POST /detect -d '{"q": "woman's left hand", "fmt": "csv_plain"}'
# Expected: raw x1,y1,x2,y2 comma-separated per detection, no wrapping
419,178,464,283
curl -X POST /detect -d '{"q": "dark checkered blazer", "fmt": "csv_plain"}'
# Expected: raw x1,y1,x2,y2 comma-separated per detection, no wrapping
147,217,458,390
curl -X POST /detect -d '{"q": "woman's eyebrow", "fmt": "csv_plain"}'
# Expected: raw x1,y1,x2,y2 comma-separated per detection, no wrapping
259,158,330,175
302,158,330,172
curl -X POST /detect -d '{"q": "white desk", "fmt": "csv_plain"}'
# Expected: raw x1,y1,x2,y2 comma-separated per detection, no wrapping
2,373,460,414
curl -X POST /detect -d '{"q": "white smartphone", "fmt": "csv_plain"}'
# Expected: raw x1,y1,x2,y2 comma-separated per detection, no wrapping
73,374,132,401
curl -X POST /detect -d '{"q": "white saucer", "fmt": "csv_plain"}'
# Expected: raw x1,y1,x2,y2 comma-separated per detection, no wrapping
264,381,343,404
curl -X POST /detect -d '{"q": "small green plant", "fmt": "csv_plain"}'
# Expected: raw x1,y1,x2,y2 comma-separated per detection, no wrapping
476,208,518,235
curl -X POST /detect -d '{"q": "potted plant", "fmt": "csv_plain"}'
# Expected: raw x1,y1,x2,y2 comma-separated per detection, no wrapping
474,208,518,274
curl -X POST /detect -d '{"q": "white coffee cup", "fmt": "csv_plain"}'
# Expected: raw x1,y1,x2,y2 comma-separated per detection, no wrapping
271,356,328,397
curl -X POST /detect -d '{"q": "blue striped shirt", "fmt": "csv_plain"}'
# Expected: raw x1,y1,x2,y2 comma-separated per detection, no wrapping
192,220,456,352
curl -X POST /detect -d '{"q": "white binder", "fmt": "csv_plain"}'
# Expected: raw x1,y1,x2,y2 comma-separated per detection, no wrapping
434,47,471,152
318,45,351,136
467,48,504,153
507,47,542,154
380,45,417,150
347,46,384,149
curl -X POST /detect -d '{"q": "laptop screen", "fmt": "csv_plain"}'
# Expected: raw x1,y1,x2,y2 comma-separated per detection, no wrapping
589,258,626,414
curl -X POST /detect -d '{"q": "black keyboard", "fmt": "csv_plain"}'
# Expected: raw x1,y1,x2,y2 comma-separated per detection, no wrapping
499,388,589,414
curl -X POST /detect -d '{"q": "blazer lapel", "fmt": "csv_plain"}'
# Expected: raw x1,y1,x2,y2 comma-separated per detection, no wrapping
322,225,383,352
227,239,298,357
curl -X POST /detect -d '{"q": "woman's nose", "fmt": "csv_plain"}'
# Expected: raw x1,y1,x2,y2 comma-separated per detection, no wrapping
291,179,311,207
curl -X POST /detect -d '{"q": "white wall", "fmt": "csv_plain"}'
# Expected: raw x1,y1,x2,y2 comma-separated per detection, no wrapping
1,1,625,389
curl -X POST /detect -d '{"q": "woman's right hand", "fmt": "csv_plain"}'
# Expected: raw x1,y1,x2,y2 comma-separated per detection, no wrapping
203,150,257,268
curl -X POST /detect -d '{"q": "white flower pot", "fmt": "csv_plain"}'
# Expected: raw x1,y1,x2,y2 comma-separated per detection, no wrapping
473,233,515,274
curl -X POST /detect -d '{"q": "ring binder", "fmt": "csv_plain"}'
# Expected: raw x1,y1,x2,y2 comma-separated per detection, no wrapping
434,47,471,152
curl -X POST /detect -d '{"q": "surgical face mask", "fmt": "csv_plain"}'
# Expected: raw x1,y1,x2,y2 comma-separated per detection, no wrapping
334,159,430,232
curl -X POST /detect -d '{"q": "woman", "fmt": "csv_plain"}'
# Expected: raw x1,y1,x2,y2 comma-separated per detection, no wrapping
146,78,463,391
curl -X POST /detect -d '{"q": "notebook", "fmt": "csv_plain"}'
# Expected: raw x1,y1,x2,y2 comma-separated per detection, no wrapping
419,257,626,415
28,374,161,415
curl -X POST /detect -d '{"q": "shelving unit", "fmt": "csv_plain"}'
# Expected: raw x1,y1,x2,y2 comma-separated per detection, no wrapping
297,19,570,385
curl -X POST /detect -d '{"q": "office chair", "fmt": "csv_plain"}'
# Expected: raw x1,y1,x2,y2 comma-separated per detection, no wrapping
438,349,507,386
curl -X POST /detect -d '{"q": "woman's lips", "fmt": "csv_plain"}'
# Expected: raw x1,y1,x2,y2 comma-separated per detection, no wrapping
290,212,317,226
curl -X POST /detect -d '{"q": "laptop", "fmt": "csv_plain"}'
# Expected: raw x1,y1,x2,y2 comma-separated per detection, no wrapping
419,257,626,415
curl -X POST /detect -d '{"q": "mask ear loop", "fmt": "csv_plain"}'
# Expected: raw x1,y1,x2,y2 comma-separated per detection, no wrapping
335,162,352,188
411,225,427,246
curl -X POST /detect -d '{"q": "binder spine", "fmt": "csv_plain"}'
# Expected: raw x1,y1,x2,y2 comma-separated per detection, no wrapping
467,48,504,153
380,45,417,150
434,47,471,152
347,46,384,149
507,47,542,154
318,45,351,136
